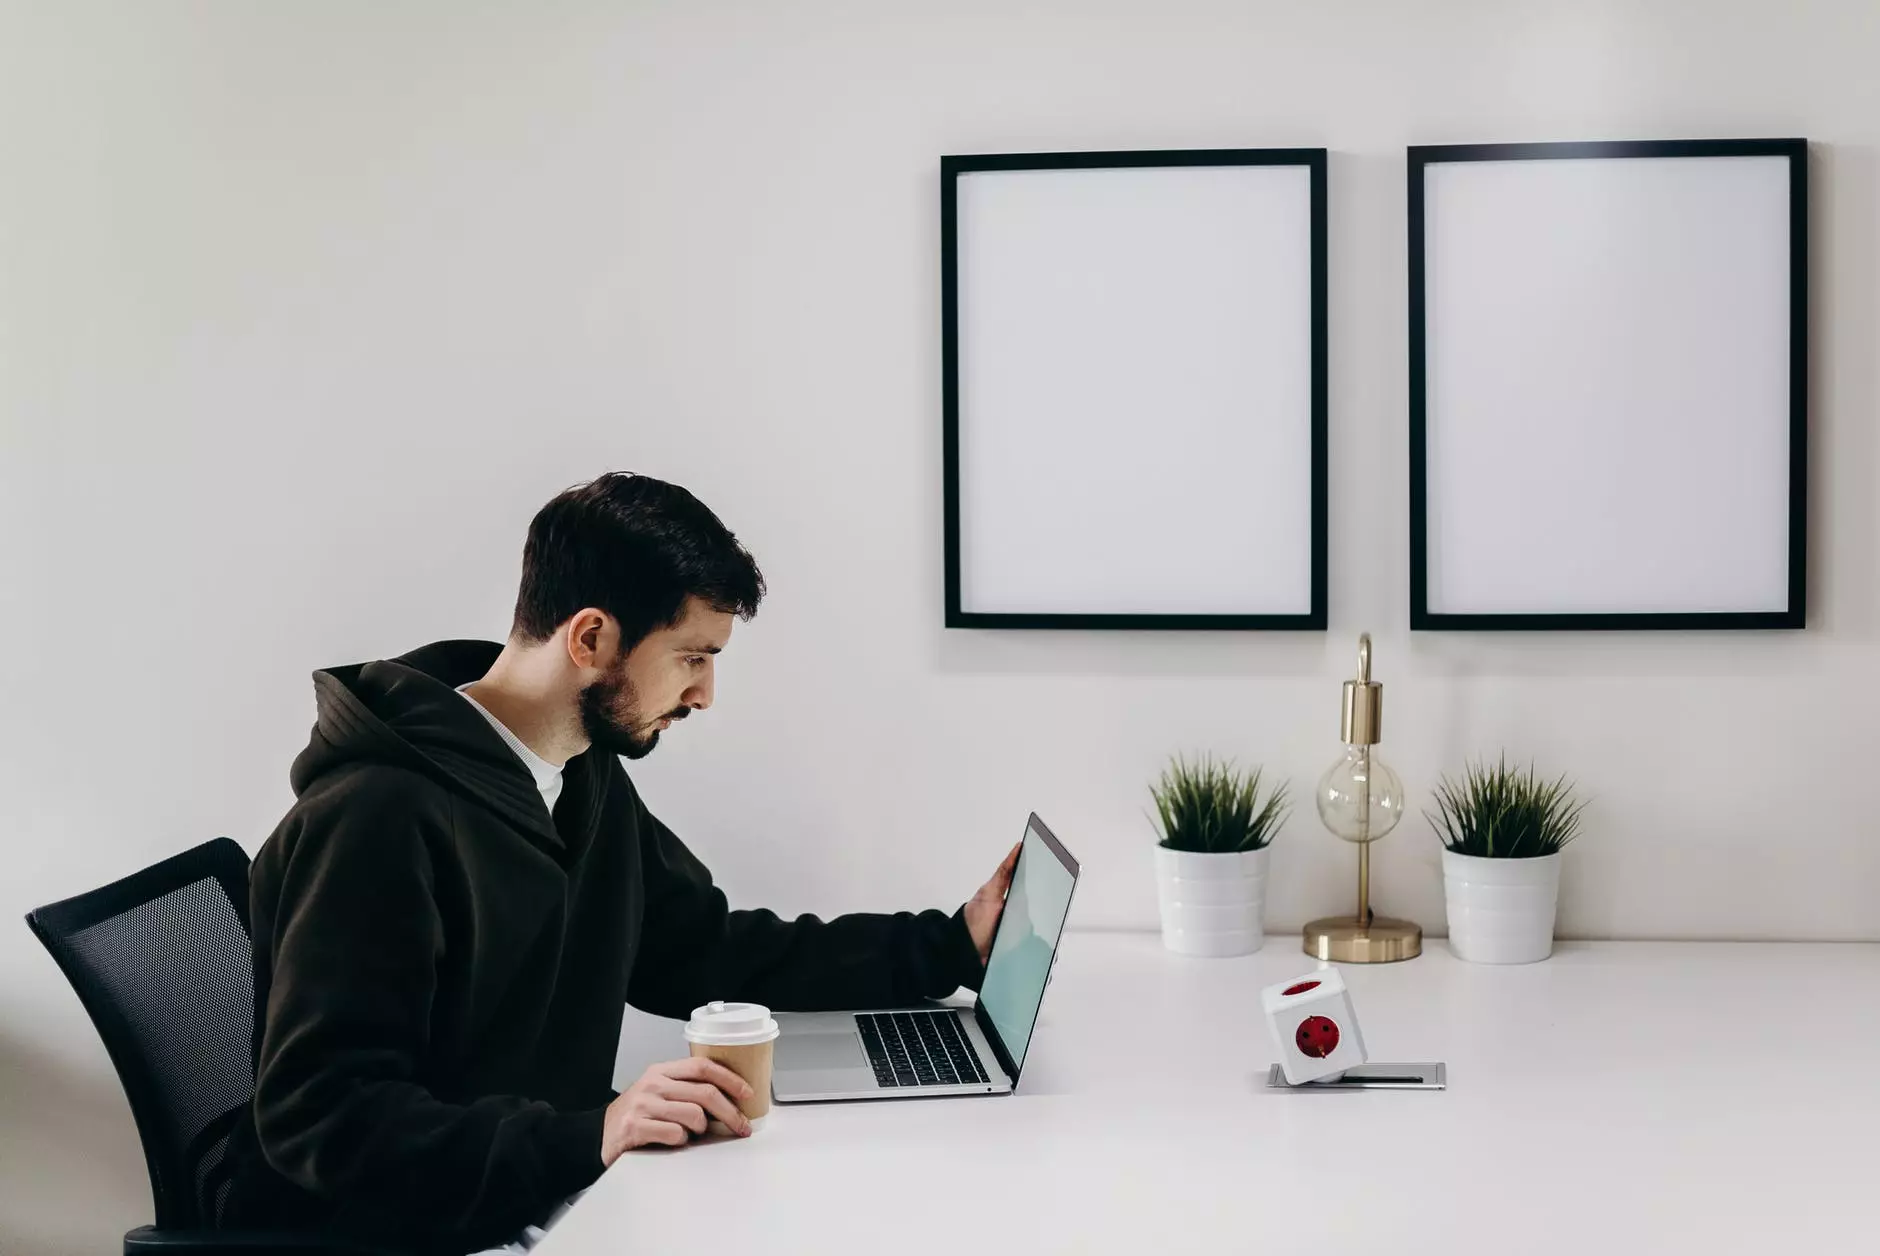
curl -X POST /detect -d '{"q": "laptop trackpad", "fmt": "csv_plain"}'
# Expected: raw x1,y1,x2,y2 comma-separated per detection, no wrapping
780,1031,866,1071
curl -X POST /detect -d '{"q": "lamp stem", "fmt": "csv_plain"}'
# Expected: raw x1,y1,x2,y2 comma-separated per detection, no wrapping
1356,745,1373,927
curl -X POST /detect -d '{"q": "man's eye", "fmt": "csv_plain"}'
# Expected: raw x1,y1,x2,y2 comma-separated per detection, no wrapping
687,657,706,667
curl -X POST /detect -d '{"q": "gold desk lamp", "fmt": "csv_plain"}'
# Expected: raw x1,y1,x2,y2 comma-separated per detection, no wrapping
1303,633,1422,963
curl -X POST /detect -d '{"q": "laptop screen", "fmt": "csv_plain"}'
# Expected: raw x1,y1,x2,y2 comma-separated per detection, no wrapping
976,814,1078,1079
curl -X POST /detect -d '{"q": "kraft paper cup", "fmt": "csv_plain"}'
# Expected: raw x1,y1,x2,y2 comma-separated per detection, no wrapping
683,1001,779,1134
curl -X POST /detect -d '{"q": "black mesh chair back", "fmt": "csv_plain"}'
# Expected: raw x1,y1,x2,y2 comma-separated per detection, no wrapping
26,837,257,1231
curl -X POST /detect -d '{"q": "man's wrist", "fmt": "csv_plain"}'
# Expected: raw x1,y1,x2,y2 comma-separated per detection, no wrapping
948,906,988,992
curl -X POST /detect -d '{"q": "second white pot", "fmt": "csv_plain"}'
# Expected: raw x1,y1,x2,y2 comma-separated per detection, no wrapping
1442,849,1562,964
1154,845,1270,957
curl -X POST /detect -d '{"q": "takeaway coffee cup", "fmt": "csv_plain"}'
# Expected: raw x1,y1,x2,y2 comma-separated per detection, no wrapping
683,1001,779,1134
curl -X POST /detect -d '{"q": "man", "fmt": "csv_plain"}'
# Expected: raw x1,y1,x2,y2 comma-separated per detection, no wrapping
221,473,1018,1254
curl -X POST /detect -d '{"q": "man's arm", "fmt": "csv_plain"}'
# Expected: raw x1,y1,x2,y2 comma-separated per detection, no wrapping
251,773,605,1247
624,790,989,1020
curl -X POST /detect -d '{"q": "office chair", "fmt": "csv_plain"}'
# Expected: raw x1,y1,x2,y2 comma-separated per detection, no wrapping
26,837,399,1256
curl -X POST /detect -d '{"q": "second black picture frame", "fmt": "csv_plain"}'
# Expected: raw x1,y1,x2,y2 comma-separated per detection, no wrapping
943,148,1328,630
1408,138,1808,631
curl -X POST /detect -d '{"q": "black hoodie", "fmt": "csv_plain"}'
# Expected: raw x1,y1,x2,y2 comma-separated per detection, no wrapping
220,641,985,1253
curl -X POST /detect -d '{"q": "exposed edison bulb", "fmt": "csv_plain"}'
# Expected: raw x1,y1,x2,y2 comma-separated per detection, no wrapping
1315,745,1404,844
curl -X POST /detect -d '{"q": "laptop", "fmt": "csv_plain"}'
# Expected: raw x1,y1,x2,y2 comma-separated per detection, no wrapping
771,813,1079,1103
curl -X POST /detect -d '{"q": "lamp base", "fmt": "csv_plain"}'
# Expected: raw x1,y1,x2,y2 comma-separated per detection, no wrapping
1302,914,1422,963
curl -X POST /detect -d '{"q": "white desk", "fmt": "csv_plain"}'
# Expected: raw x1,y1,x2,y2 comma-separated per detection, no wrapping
543,932,1878,1255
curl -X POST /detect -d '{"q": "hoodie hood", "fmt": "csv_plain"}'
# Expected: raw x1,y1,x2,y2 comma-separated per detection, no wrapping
290,639,604,857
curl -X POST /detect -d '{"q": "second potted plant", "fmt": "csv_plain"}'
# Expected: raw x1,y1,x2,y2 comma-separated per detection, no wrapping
1150,754,1289,957
1428,755,1587,965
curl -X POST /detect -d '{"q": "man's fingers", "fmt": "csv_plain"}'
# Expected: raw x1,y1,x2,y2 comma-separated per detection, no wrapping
646,1099,708,1136
661,1056,757,1101
639,1119,690,1148
659,1079,750,1134
994,842,1021,887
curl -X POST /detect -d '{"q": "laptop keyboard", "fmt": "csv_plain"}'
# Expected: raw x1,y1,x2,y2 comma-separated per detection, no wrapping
856,1010,992,1088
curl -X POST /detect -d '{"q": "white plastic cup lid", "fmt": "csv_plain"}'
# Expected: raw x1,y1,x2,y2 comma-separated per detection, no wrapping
684,1001,780,1047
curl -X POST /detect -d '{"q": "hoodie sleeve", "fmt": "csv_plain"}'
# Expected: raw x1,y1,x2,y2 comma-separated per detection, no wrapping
624,790,986,1020
250,770,605,1248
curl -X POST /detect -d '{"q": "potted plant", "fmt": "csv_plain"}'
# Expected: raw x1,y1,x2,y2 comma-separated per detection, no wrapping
1428,755,1588,965
1149,754,1289,957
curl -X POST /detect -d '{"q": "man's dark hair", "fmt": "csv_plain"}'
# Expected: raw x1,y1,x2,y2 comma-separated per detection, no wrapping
511,472,765,649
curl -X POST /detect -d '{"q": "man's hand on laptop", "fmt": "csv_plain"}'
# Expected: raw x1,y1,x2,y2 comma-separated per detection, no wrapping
964,843,1022,965
601,1058,754,1163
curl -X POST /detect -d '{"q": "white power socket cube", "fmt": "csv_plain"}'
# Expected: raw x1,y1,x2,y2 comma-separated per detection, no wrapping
1262,968,1369,1085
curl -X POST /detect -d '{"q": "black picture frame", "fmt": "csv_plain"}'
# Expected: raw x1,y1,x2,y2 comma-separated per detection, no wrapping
1407,138,1808,631
942,148,1329,631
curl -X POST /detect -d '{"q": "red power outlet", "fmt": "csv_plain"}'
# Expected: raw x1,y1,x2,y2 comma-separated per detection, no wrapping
1295,1015,1341,1059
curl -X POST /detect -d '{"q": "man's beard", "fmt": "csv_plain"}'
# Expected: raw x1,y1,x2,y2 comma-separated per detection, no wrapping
578,659,688,760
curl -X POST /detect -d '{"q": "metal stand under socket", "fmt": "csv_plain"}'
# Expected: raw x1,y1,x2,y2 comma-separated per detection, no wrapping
1265,1063,1446,1091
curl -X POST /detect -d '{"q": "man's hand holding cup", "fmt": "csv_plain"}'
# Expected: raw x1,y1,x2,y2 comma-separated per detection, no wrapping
601,1057,754,1165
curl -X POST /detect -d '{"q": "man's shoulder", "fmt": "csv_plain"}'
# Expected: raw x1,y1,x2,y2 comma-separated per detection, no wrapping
259,763,455,877
293,761,453,816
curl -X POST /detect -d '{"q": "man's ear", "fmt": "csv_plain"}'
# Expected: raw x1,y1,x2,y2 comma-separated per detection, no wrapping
564,609,616,671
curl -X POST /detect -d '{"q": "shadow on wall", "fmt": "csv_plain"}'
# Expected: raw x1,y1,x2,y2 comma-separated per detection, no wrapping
1809,142,1878,638
0,1024,150,1256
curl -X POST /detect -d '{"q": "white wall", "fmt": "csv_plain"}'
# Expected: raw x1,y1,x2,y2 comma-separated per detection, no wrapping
4,1,1877,1250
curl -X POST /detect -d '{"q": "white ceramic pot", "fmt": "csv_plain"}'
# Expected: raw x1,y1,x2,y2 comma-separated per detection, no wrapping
1442,849,1562,964
1154,845,1270,957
